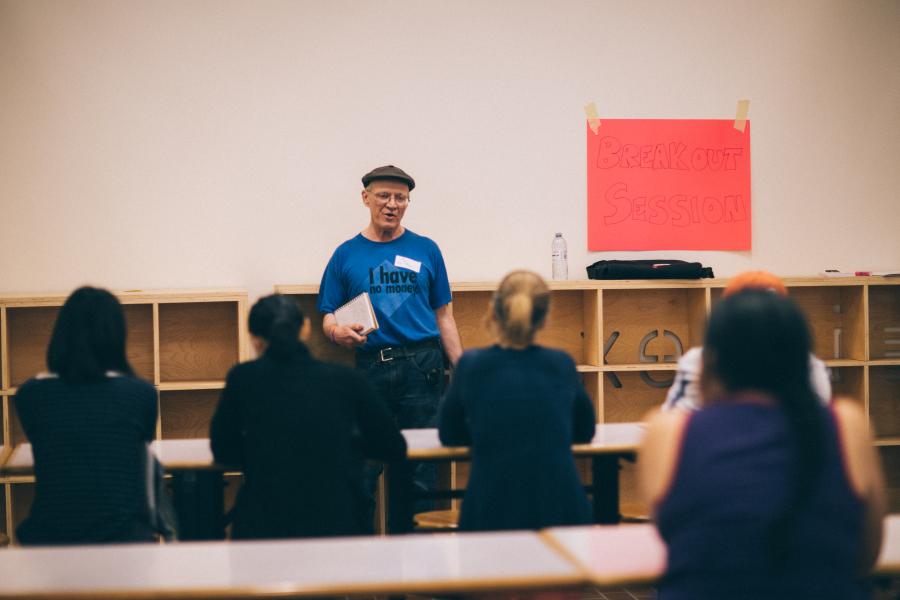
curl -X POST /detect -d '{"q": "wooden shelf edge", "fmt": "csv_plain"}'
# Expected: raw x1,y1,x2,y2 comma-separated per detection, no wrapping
600,363,678,372
0,475,35,484
868,360,900,367
1,288,247,307
874,439,900,447
275,277,883,297
157,381,226,392
825,359,868,367
275,284,321,295
866,277,900,286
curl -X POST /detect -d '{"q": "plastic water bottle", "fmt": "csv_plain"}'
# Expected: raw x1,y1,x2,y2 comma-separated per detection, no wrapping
551,233,568,280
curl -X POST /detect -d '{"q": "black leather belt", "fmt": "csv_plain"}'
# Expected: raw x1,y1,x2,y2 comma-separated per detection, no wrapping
357,338,442,363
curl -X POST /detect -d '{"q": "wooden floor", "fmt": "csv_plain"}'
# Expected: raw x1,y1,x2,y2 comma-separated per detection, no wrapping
584,586,655,599
588,580,900,600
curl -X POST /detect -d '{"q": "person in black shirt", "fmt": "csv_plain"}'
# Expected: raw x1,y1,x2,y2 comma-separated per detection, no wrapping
210,294,407,539
14,287,158,545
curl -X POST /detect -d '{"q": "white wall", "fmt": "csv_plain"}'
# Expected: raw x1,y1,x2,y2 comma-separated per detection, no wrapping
1,0,898,300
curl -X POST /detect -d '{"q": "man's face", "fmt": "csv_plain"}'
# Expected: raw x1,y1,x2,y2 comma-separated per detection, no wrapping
362,180,410,232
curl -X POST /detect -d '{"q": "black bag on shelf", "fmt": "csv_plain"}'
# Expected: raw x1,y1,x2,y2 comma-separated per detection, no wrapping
586,259,714,280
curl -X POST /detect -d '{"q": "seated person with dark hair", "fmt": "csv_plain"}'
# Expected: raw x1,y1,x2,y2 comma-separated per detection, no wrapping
641,290,886,599
210,294,407,539
14,286,159,545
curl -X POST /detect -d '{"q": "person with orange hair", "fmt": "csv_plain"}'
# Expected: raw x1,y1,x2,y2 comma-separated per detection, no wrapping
662,271,831,412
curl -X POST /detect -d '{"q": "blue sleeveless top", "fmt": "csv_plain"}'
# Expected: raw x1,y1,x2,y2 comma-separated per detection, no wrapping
656,401,869,600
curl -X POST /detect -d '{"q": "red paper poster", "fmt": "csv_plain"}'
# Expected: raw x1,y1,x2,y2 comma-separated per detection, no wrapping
587,119,751,251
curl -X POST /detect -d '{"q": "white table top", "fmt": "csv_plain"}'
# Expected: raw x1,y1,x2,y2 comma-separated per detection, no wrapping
1,439,216,475
543,514,900,587
877,514,900,575
543,524,665,587
404,422,645,460
0,531,583,599
1,423,645,474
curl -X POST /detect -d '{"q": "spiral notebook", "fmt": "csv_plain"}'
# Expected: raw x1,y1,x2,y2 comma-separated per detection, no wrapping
333,292,379,335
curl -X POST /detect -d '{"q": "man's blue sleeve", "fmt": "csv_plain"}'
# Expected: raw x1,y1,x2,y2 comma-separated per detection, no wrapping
429,244,452,309
317,250,345,314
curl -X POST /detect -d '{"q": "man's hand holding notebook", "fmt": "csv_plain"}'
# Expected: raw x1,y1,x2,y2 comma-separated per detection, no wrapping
333,292,379,336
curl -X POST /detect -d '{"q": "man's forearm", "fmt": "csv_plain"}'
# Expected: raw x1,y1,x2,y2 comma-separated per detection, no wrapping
435,307,463,366
322,314,337,339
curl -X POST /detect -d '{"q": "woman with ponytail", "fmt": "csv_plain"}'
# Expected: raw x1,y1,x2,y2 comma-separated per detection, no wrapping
640,290,886,599
210,294,406,539
438,270,596,531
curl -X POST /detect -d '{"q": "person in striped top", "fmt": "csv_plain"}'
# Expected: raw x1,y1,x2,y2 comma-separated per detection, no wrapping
14,287,158,545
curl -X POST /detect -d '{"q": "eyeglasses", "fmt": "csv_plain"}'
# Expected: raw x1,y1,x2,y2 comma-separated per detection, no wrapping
370,191,409,206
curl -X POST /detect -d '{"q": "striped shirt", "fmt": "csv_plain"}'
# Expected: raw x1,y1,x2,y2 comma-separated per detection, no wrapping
13,374,158,545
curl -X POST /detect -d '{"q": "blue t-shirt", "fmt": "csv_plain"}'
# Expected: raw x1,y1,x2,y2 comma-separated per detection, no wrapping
318,229,452,350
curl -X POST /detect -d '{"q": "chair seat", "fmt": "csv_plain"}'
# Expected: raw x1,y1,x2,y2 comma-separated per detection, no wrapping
414,509,460,530
620,501,651,523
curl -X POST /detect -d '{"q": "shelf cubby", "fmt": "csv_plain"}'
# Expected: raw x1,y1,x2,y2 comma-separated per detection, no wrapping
447,290,493,350
6,303,155,386
539,289,601,365
122,304,155,381
287,293,353,367
602,370,673,423
6,400,25,446
579,372,601,418
869,284,900,360
9,482,34,544
880,447,900,513
159,389,221,440
787,284,866,361
602,287,706,367
158,302,239,383
829,366,866,405
7,307,58,388
869,366,900,440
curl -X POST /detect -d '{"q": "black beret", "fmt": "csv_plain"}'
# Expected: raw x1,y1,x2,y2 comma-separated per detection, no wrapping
361,165,415,191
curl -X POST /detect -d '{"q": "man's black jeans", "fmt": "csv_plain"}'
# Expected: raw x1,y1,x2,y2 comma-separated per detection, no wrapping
357,344,444,532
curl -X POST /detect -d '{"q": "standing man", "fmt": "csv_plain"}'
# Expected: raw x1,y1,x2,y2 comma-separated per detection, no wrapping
318,165,463,532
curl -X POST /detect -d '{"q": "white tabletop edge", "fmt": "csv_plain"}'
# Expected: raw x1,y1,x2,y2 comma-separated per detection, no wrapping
0,532,584,598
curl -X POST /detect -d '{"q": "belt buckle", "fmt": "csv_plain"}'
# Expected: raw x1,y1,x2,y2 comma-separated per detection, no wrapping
379,348,394,362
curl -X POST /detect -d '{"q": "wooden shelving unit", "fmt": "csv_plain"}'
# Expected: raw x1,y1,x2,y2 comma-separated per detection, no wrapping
278,277,900,515
1,279,896,539
0,289,249,543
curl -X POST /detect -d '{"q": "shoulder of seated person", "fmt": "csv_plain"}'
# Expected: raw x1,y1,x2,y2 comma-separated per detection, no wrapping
14,376,51,395
831,397,867,431
645,407,691,434
107,374,156,391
